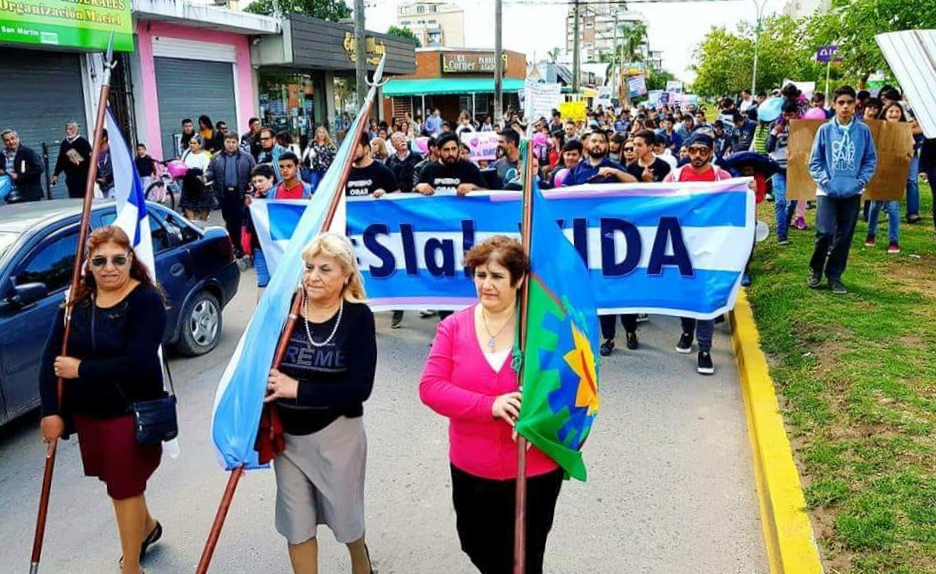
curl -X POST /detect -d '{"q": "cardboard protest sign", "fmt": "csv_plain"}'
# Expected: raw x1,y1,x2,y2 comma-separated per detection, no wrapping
864,119,913,201
785,119,824,201
786,119,912,201
460,132,499,161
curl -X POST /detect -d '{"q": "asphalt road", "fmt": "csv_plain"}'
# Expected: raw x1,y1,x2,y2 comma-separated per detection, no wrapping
0,272,766,574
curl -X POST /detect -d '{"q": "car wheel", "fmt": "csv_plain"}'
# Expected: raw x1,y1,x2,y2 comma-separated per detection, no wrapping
177,291,222,356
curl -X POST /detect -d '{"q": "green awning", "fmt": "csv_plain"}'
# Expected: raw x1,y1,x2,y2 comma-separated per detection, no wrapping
382,77,526,97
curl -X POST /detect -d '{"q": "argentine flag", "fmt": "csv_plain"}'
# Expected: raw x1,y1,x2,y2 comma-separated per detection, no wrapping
209,113,358,470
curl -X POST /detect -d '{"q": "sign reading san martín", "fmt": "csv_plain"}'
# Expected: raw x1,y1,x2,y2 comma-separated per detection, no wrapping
441,51,509,74
0,0,134,52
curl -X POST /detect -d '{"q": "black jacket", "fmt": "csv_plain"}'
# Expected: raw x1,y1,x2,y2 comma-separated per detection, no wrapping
207,150,256,197
1,145,45,202
53,136,92,182
385,151,423,193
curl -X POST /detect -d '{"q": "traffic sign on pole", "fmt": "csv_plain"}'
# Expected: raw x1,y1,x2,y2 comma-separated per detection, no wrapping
816,45,839,62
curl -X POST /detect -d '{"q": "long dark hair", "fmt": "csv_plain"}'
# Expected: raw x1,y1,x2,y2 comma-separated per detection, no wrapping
67,226,166,307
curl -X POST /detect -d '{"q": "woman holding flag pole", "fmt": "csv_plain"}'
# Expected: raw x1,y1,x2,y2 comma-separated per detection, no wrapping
419,235,565,574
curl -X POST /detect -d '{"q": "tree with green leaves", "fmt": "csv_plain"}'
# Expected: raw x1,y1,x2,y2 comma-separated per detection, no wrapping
386,25,421,47
599,21,648,87
245,0,351,22
547,47,561,64
691,0,935,97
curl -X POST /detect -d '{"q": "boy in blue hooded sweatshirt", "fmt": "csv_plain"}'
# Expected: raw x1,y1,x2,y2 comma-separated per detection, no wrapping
807,85,878,294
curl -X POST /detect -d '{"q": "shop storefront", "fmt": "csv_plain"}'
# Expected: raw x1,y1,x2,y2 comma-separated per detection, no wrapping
0,0,135,198
132,3,279,161
252,14,416,146
382,48,527,125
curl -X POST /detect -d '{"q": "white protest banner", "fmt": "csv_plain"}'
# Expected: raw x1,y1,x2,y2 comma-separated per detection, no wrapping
525,81,563,120
876,30,936,138
666,80,684,93
628,75,647,97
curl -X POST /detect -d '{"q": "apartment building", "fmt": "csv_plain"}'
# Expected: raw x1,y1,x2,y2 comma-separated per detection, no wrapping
397,1,465,47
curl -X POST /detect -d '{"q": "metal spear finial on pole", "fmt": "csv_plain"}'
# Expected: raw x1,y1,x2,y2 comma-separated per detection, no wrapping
29,30,117,574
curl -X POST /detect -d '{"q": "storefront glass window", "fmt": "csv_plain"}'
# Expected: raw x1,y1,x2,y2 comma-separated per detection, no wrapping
258,71,318,147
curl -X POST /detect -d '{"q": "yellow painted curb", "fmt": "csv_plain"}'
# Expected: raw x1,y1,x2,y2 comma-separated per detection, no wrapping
729,290,825,574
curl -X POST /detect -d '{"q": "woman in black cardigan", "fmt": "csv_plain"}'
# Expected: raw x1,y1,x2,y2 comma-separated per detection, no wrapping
39,226,167,574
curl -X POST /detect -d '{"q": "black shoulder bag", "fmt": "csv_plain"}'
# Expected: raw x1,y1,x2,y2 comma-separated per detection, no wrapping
92,301,179,445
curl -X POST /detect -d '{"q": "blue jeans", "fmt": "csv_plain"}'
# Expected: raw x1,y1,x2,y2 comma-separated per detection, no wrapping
680,318,714,353
771,172,797,240
906,155,920,218
868,200,900,244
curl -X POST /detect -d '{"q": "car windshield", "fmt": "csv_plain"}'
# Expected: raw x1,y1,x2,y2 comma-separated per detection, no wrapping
0,232,17,257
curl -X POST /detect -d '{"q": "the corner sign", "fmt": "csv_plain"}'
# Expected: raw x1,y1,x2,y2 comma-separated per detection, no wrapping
441,52,509,74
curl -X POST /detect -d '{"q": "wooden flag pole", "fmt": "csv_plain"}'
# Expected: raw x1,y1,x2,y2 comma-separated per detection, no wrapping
29,33,116,574
194,56,387,574
513,135,537,574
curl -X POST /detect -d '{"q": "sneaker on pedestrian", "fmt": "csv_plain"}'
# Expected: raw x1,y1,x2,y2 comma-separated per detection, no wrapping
887,242,900,254
599,338,615,357
807,268,823,289
765,193,774,202
625,331,639,350
419,310,437,318
794,216,807,230
829,279,848,295
676,332,693,354
391,310,404,329
907,214,921,224
864,234,875,247
636,313,650,323
741,273,751,287
697,352,715,375
777,236,789,245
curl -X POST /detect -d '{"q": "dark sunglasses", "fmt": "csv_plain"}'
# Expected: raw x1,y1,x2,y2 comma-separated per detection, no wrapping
90,254,130,268
687,147,712,155
623,147,635,152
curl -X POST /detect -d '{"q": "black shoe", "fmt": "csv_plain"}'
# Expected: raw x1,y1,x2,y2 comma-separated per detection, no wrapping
807,268,822,289
391,310,404,329
829,279,847,295
599,338,615,356
625,331,638,350
697,352,715,375
676,332,693,354
140,521,162,562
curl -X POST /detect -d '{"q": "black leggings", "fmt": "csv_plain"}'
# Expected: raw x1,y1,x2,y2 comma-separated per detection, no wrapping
451,465,563,574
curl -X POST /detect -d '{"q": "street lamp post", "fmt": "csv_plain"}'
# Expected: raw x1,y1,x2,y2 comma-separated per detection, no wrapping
750,0,768,95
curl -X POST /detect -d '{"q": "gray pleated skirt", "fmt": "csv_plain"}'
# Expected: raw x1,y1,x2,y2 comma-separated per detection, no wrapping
273,416,367,545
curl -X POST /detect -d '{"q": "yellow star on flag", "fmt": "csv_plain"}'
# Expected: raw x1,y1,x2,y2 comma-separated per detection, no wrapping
564,322,600,416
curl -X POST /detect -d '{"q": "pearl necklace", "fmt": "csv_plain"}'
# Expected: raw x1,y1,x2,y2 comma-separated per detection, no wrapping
303,295,343,348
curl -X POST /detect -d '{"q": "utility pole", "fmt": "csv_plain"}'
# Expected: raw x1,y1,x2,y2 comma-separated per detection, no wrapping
613,10,618,102
494,0,503,125
354,0,367,107
750,0,767,95
572,0,581,93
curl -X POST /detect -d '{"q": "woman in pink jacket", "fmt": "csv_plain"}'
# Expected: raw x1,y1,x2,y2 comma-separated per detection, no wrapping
419,236,563,574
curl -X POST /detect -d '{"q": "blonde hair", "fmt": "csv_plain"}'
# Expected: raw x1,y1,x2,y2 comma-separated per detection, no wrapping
301,232,366,303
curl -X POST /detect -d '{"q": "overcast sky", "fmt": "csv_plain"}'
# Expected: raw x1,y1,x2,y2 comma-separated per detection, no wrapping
363,0,791,83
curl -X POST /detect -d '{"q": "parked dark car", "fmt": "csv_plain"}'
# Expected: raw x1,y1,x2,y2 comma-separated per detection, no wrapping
0,200,240,426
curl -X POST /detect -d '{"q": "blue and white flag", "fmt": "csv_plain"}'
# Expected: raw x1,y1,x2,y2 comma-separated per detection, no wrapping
104,108,155,278
210,116,357,470
251,179,755,320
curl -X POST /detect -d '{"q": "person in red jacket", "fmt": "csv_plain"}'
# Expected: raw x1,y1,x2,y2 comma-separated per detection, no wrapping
420,236,563,574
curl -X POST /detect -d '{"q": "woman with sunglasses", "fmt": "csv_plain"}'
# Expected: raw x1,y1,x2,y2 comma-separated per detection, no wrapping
622,138,637,167
39,226,168,574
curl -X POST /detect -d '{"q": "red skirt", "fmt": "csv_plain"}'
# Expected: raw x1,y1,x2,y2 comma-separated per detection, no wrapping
73,413,161,500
